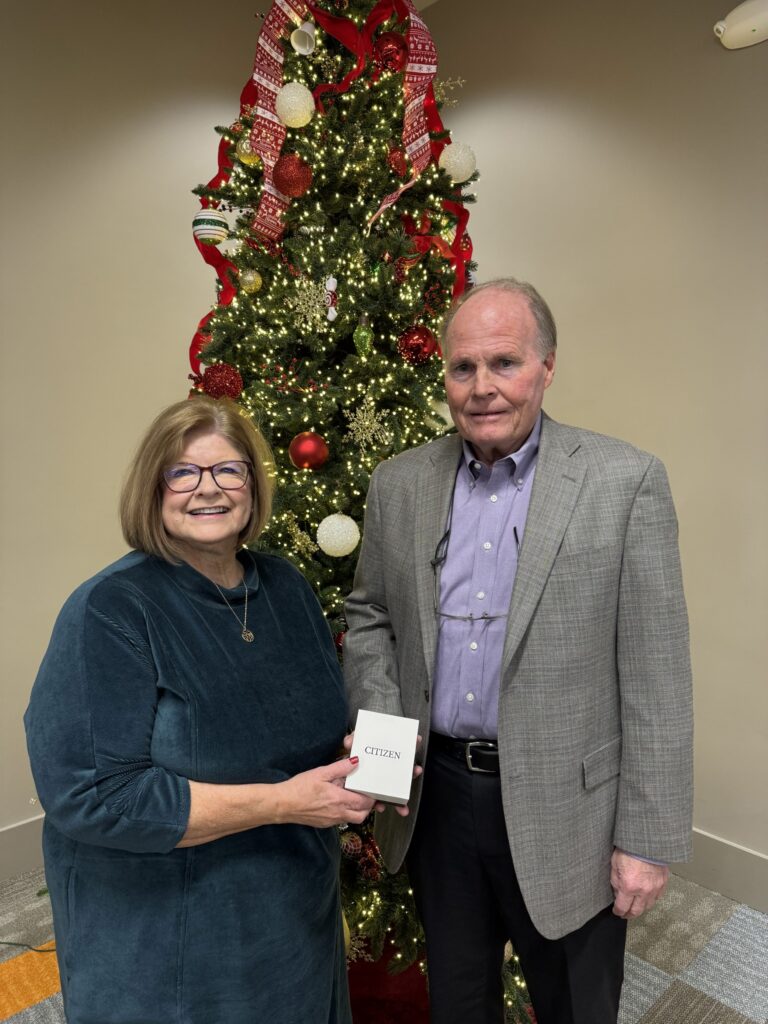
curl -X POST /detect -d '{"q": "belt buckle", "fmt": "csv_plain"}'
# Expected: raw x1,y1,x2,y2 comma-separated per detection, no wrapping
465,740,497,773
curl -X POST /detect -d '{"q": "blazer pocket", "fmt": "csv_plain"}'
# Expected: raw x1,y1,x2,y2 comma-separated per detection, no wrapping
582,735,622,790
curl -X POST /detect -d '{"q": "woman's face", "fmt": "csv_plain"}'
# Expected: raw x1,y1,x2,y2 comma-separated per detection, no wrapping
161,429,253,562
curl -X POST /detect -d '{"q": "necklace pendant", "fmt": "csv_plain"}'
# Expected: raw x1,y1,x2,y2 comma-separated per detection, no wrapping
241,628,255,643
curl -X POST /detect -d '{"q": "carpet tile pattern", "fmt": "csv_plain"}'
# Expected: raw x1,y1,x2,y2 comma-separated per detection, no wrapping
633,981,756,1024
626,875,737,975
618,954,672,1024
1,869,766,1022
680,906,768,1022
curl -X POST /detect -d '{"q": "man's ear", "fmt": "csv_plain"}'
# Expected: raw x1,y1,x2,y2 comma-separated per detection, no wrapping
543,351,556,389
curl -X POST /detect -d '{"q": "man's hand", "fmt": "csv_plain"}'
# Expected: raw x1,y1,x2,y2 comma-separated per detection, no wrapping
342,731,423,817
610,849,669,919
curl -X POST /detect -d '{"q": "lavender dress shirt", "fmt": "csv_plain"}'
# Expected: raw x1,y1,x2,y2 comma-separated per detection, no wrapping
431,415,542,740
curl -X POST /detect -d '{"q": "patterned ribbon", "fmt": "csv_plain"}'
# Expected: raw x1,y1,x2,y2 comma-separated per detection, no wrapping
364,0,444,229
247,0,310,241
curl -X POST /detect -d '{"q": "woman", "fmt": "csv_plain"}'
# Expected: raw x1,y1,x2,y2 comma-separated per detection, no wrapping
25,396,374,1024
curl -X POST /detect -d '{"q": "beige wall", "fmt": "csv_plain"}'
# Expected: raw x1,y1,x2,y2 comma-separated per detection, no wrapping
2,0,766,893
427,0,768,873
0,0,261,860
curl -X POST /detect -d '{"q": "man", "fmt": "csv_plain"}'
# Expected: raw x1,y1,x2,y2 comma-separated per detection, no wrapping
343,279,693,1024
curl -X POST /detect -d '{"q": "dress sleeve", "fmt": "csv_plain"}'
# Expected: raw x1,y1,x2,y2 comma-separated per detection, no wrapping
25,578,190,854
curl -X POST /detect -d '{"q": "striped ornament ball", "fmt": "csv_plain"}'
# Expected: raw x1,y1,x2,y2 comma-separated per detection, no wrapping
192,209,229,245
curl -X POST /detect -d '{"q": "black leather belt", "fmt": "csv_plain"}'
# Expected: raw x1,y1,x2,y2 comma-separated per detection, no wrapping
429,732,500,774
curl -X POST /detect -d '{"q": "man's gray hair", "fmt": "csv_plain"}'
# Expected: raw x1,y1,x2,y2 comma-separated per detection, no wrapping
442,278,557,358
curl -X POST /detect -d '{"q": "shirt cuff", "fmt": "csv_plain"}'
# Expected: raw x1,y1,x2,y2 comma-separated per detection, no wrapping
617,848,668,867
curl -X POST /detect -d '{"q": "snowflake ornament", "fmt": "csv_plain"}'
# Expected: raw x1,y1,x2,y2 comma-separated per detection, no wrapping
345,395,393,455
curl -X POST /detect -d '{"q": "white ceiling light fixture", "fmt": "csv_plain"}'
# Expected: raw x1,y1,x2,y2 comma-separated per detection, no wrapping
714,0,768,48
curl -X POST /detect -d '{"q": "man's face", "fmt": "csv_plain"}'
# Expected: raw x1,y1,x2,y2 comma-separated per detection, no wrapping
444,289,555,465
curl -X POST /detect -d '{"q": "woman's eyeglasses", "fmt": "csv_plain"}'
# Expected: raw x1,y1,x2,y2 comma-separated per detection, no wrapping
163,461,251,493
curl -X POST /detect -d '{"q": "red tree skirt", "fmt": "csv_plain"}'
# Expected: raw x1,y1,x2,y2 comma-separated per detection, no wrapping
348,953,429,1023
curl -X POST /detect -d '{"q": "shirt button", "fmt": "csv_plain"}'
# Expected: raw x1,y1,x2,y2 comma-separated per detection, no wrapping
476,591,485,600
490,494,498,503
469,641,478,651
483,542,492,550
516,480,523,488
465,692,475,702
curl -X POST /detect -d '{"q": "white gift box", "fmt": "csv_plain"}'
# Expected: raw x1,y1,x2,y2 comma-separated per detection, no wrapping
344,709,419,805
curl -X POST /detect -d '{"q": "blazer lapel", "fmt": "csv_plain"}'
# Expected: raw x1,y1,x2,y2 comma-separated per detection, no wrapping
501,415,586,678
413,434,463,688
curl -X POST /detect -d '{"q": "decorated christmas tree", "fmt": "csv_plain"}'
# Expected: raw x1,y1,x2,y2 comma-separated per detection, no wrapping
189,1,531,1019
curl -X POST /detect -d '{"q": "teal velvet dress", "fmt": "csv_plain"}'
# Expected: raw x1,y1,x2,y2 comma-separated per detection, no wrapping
25,550,352,1024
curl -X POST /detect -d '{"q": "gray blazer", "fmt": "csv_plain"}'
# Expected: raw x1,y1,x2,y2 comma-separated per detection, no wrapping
344,412,693,940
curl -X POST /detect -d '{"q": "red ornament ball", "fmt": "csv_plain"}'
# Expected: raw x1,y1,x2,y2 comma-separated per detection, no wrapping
273,153,313,197
373,32,408,73
195,363,244,399
397,325,439,366
387,145,408,178
333,630,346,653
288,431,329,470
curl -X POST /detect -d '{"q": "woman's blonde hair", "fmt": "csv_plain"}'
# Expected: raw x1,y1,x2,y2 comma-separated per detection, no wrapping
120,397,274,562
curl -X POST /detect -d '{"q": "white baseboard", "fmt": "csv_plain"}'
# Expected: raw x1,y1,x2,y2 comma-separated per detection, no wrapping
0,815,44,881
674,828,768,913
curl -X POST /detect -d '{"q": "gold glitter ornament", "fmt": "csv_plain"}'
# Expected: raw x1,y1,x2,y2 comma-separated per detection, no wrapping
240,269,263,294
236,136,262,167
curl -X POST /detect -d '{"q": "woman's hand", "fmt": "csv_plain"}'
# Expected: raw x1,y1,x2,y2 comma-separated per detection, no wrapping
274,757,376,828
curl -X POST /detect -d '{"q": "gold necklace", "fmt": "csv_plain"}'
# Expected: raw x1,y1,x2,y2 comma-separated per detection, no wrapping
213,574,254,643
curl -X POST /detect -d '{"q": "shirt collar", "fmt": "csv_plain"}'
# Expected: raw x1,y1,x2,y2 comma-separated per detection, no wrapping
461,412,542,481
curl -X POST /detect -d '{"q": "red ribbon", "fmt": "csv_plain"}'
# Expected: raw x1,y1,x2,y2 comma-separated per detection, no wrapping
442,199,471,297
401,204,470,299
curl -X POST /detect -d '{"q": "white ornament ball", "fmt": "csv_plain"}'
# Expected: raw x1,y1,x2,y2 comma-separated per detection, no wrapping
275,82,316,128
192,209,229,245
316,514,360,557
425,399,453,431
438,142,477,184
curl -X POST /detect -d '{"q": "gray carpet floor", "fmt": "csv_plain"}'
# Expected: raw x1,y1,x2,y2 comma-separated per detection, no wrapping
1,869,766,1022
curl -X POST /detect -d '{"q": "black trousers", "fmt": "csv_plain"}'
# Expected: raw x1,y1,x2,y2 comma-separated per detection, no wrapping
406,746,627,1024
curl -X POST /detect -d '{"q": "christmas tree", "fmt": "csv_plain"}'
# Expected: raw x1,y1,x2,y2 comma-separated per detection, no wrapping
189,1,531,1019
